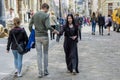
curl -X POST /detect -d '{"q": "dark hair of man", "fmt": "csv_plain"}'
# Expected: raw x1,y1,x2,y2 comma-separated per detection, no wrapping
66,14,75,27
108,15,111,17
76,13,79,16
99,14,102,16
42,3,49,9
10,8,14,10
92,12,96,17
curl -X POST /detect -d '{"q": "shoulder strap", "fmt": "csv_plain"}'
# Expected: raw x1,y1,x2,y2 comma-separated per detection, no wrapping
12,33,19,45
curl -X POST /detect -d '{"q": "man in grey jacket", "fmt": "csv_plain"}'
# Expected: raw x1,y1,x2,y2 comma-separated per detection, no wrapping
29,3,55,78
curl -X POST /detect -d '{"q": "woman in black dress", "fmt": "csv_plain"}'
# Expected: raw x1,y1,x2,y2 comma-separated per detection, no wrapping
56,14,79,75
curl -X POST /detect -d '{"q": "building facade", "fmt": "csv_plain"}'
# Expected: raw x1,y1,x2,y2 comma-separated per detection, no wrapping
69,0,75,14
1,0,68,26
98,0,120,16
4,0,59,24
4,0,41,23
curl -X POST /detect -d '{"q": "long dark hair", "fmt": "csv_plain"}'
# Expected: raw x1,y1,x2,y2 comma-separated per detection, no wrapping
92,12,96,17
65,14,75,27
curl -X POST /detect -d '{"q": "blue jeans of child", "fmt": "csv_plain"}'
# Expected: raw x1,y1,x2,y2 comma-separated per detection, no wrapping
12,50,23,73
92,23,96,33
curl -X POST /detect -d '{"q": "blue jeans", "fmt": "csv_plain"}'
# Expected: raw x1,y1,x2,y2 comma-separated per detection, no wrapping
12,50,23,73
92,23,96,33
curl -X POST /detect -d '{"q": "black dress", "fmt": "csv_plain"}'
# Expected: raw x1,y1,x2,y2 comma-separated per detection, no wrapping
59,25,79,73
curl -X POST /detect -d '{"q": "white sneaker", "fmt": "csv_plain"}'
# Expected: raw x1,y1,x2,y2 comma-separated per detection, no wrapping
17,72,22,77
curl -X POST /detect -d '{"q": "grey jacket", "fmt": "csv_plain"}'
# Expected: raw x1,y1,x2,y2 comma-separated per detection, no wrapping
29,11,54,37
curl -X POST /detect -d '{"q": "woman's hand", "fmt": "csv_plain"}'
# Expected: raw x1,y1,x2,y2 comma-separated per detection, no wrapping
71,36,77,40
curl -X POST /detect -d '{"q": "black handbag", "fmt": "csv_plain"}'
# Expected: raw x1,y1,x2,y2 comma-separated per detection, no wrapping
12,33,28,55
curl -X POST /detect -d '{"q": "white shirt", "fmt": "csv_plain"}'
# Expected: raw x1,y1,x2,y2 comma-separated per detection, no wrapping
50,15,57,26
6,12,15,24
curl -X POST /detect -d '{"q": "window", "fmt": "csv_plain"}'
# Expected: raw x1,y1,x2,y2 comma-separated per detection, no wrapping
108,3,113,15
117,2,120,6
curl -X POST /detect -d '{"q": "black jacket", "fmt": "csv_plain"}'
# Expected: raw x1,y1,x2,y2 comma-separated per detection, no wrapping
75,16,83,26
59,25,78,42
98,16,105,26
7,27,28,51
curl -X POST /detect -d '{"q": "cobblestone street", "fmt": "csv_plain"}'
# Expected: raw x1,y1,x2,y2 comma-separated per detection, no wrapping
2,26,120,80
0,0,120,80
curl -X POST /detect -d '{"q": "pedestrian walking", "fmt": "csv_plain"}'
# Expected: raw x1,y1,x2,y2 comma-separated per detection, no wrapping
83,16,87,26
87,17,90,26
50,11,57,40
27,10,32,22
29,3,56,78
105,15,112,35
112,9,117,31
6,17,28,77
91,12,97,35
6,8,15,31
30,10,34,17
98,14,105,35
54,14,79,75
74,13,83,40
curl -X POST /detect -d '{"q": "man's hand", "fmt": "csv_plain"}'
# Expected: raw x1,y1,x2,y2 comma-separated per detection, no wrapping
52,30,59,34
6,50,9,53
